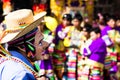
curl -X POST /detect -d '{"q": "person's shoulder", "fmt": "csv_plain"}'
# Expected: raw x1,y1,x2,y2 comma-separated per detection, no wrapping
99,38,106,46
0,57,35,80
0,57,26,72
101,26,111,33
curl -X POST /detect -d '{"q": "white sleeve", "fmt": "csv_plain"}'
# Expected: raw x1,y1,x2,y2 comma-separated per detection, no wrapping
58,31,66,39
0,60,35,80
102,35,112,46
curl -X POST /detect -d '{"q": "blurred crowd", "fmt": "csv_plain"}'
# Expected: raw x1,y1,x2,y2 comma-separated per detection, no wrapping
0,0,120,80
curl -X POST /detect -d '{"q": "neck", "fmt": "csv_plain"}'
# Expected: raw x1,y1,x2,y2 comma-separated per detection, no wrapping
8,46,33,63
18,47,35,65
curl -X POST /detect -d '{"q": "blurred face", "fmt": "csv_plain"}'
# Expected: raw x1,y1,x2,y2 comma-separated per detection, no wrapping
107,19,115,28
72,19,80,27
82,28,89,37
116,20,120,27
90,31,100,40
62,19,71,27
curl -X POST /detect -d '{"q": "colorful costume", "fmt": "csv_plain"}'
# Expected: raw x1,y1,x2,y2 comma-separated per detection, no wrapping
62,26,84,80
82,38,107,80
101,25,120,74
53,13,72,79
53,24,67,79
115,27,120,62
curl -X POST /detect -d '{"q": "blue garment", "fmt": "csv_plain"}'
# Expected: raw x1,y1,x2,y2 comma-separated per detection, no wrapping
10,50,34,69
0,51,36,80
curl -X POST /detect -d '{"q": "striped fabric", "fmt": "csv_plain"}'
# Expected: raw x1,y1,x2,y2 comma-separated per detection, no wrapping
8,28,37,46
64,48,79,80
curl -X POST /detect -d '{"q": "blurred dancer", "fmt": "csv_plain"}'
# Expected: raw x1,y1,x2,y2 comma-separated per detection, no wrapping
82,27,107,80
101,15,120,80
53,14,72,80
62,13,83,80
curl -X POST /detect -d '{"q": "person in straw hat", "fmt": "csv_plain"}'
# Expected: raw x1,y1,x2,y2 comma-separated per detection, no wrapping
0,9,52,80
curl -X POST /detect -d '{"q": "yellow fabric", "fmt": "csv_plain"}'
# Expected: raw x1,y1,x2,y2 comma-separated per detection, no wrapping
63,26,74,47
50,0,64,20
115,31,120,53
44,16,58,32
85,59,104,69
63,26,85,48
56,40,65,51
107,30,120,53
63,38,70,47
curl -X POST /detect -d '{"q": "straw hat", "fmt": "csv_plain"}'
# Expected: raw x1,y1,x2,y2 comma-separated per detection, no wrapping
0,9,46,44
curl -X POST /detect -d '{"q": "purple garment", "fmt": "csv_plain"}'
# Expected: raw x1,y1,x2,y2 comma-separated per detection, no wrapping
115,27,120,33
40,59,53,70
40,47,53,70
88,38,107,64
54,24,63,45
101,25,112,36
101,25,113,46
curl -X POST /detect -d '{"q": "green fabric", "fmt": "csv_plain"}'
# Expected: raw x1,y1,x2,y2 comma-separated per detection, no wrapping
49,75,55,80
34,62,40,72
112,47,115,52
27,44,34,51
43,29,50,35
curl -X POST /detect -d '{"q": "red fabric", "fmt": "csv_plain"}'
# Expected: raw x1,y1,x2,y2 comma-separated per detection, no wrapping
33,4,46,13
3,0,10,2
61,24,66,29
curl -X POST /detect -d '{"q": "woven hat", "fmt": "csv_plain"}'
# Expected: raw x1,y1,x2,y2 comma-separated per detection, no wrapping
0,9,46,44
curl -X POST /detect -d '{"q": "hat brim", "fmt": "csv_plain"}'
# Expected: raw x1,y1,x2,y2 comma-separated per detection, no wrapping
0,12,46,44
